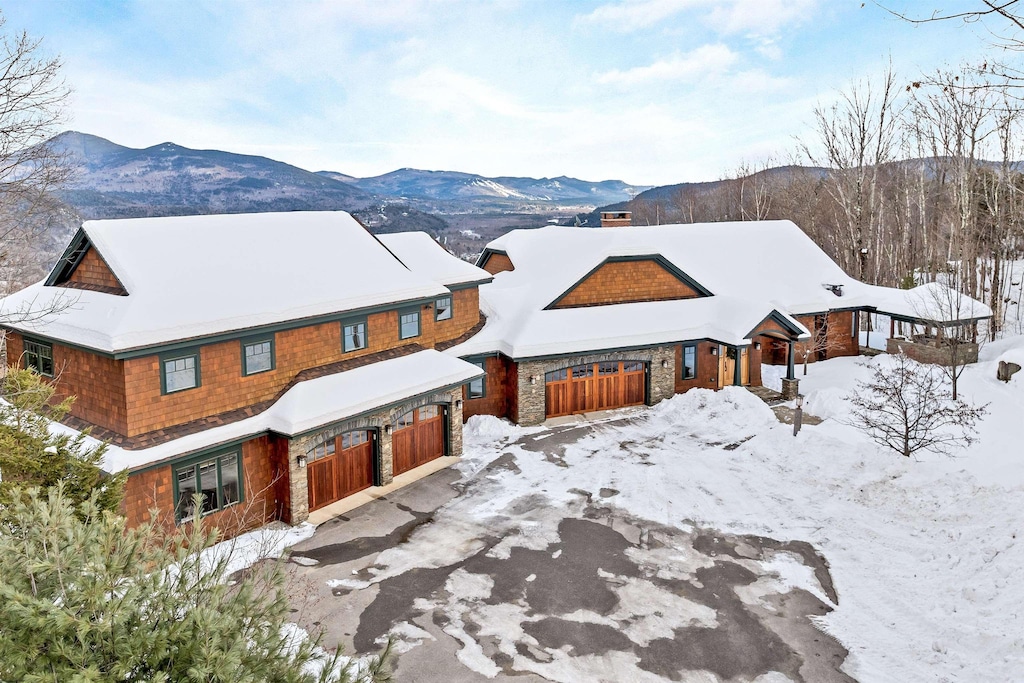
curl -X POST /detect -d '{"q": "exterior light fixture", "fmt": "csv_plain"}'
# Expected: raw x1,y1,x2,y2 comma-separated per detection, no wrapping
710,347,718,356
296,454,307,468
384,424,392,435
530,376,537,385
455,399,463,409
754,341,761,350
660,359,669,369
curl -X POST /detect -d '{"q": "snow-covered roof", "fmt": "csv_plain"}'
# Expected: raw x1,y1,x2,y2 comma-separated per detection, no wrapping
450,222,990,359
377,232,492,288
865,281,993,323
72,349,483,472
0,212,452,353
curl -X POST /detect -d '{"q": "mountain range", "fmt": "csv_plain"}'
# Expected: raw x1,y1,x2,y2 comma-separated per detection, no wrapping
53,132,646,220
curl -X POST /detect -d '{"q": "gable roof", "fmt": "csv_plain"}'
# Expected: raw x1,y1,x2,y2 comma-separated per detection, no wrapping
1,212,451,354
377,232,492,288
445,220,991,360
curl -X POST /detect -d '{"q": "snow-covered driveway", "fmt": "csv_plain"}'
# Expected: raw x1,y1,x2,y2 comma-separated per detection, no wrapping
283,348,1024,682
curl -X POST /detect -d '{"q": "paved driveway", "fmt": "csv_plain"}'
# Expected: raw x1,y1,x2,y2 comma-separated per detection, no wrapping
281,420,854,682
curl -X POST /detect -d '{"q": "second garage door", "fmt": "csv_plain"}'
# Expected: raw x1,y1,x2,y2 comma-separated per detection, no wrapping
307,430,376,512
392,404,446,476
545,361,646,419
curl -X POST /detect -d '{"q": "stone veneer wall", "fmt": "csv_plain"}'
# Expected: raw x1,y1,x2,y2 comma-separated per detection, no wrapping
514,346,677,426
886,338,979,366
285,387,463,524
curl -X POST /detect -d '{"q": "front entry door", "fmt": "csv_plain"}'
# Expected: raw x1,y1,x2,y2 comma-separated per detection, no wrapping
307,430,376,512
392,405,446,476
719,346,736,387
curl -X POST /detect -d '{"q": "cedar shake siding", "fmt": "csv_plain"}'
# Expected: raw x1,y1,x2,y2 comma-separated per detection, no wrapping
63,246,127,295
790,311,858,365
122,434,284,536
674,341,720,393
481,252,514,275
5,332,129,435
124,287,481,436
550,258,705,309
462,354,514,421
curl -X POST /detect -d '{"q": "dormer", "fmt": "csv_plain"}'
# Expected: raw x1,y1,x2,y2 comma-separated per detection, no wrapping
46,229,128,296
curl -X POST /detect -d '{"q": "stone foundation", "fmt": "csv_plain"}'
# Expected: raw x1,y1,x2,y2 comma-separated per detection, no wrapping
285,387,463,524
886,338,978,366
515,346,677,426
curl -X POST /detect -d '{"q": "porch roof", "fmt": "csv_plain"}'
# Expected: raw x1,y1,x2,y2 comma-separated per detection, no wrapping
51,350,483,474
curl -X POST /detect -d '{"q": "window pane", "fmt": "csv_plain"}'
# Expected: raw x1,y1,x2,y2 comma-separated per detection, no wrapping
400,312,420,339
220,454,239,506
344,322,366,352
599,362,619,375
326,439,336,455
419,405,438,419
244,341,273,374
435,297,452,321
395,410,415,430
24,340,54,377
571,364,593,378
683,346,696,380
176,466,197,522
199,460,218,514
468,360,485,398
545,368,568,382
165,355,197,392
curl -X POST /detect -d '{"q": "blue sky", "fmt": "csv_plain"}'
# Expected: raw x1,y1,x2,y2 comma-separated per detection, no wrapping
2,1,997,185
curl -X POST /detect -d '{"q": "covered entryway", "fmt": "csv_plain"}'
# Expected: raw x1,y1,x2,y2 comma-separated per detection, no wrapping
545,361,646,418
718,345,751,387
307,430,377,512
392,404,447,476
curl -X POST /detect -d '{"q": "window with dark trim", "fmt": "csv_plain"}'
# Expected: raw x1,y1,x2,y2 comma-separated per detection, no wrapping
23,338,54,377
162,350,200,394
435,296,453,321
241,336,274,375
174,451,242,523
682,344,697,380
343,319,368,353
399,309,421,340
467,359,486,399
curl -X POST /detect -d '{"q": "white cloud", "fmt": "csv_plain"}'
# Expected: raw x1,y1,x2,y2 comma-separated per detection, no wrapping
594,44,738,85
576,0,819,36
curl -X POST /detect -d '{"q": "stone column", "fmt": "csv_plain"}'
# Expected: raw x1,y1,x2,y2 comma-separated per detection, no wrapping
516,361,547,426
447,388,464,457
647,347,676,405
378,427,394,485
286,437,310,525
781,377,799,400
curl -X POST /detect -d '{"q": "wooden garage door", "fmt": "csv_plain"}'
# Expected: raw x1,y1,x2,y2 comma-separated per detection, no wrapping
392,404,446,476
307,430,375,512
545,361,646,419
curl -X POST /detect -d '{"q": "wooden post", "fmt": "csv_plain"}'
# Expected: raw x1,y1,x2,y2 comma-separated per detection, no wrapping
786,341,796,381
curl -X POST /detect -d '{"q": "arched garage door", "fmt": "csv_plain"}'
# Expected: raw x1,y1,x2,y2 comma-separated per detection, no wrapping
307,430,377,512
545,361,646,419
392,404,447,476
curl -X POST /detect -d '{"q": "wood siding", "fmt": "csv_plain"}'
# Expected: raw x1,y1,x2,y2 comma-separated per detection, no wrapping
5,332,129,435
791,311,858,365
65,246,126,294
482,253,514,275
462,354,513,421
552,259,701,309
121,435,283,536
674,341,720,393
123,287,480,436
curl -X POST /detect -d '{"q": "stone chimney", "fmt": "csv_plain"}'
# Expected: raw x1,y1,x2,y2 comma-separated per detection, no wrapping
600,211,632,228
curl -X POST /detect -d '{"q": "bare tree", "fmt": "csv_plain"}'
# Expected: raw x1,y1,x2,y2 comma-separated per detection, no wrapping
0,11,72,296
845,353,988,458
802,66,906,282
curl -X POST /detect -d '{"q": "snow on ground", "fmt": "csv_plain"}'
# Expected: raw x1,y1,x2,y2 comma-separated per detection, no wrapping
446,346,1024,682
205,521,316,577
